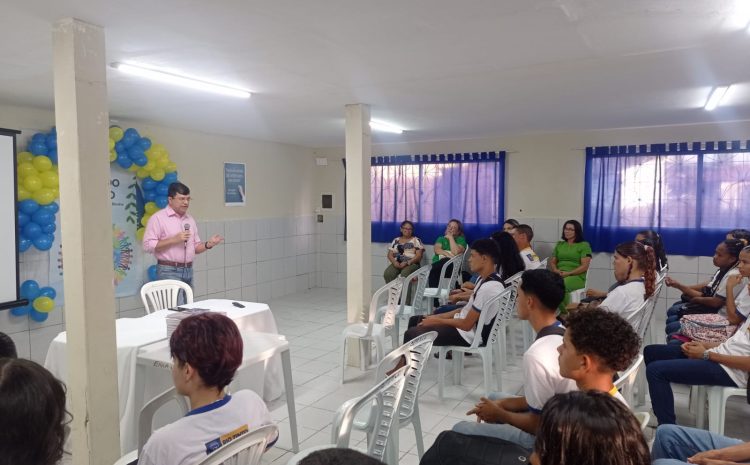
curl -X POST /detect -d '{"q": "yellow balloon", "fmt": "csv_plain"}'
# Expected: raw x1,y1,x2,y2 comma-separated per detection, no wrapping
39,171,59,189
155,157,168,169
33,296,55,313
144,202,158,214
109,126,124,142
143,160,156,172
32,155,53,173
128,164,139,172
17,151,33,163
165,162,177,173
32,188,55,205
17,162,37,179
136,227,145,241
24,175,43,192
17,187,31,201
150,168,165,181
136,168,150,179
141,213,152,227
108,138,115,150
110,149,117,162
51,188,59,199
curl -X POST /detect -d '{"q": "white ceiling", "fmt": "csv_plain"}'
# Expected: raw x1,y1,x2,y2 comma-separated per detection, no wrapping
1,0,750,147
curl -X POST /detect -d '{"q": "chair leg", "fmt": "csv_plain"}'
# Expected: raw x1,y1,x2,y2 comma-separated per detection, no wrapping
693,386,706,429
707,388,727,435
412,403,425,459
340,337,348,384
453,352,463,386
495,341,504,393
438,348,446,400
393,319,401,350
481,350,493,394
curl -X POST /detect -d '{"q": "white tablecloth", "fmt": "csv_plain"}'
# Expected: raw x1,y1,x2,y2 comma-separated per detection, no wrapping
44,299,282,453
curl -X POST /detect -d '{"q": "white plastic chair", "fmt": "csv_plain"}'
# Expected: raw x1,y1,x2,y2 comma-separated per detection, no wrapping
613,354,644,408
633,411,650,432
422,254,464,311
706,386,746,434
140,279,194,313
504,271,532,359
341,278,403,383
539,257,549,269
437,285,516,400
286,367,409,465
568,266,592,304
113,386,190,465
377,264,432,348
352,331,437,459
196,424,278,465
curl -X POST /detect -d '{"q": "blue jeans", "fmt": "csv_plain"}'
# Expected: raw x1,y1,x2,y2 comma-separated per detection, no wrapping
651,424,743,464
434,304,462,315
644,344,737,425
156,264,193,306
451,392,536,451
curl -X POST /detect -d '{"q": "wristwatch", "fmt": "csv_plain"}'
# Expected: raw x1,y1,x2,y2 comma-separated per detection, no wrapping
702,350,710,361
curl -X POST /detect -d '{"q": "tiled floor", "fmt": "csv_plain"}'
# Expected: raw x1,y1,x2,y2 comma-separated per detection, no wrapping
259,288,750,465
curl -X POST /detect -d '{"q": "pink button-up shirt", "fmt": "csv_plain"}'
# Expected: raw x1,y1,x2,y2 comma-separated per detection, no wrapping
142,206,202,263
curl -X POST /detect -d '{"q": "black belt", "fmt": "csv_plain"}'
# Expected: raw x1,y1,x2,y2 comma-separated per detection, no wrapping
157,260,193,268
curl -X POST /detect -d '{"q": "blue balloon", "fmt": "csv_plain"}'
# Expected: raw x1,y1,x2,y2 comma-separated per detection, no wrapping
23,222,42,239
47,148,58,165
155,196,168,209
19,199,40,215
115,141,126,153
32,209,54,226
18,237,32,252
163,172,178,184
46,133,57,149
41,223,56,234
141,177,157,191
21,280,40,300
11,305,30,316
138,137,152,151
133,155,147,167
32,133,47,144
18,211,29,227
124,128,140,139
116,154,133,169
39,286,57,299
121,134,137,148
128,146,144,159
30,142,48,155
144,191,157,202
40,202,59,214
30,309,49,322
148,265,158,281
33,233,54,251
156,184,169,196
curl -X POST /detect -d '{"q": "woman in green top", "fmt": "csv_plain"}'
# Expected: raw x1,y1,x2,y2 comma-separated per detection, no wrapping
428,219,467,291
549,219,592,311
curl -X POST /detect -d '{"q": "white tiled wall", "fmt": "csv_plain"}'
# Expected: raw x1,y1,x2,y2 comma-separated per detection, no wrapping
1,215,318,364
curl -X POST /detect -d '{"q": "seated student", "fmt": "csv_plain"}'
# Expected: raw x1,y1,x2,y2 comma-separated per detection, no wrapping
0,358,69,465
652,424,750,465
530,391,651,465
502,218,520,232
299,448,386,465
635,229,668,271
569,241,657,329
644,311,750,425
664,239,745,337
139,313,276,465
451,269,576,451
0,331,17,358
558,308,640,405
509,224,541,270
727,228,750,243
389,239,505,373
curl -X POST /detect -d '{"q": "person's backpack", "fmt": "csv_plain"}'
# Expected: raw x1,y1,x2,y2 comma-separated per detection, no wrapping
420,431,530,465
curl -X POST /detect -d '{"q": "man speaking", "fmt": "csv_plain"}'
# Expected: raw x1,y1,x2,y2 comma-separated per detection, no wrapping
143,182,224,295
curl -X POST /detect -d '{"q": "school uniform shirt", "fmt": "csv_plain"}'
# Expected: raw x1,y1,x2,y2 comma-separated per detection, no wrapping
519,247,541,270
709,315,750,388
732,283,750,320
716,269,745,317
455,274,505,345
138,390,276,465
609,385,628,406
599,280,646,329
523,328,578,414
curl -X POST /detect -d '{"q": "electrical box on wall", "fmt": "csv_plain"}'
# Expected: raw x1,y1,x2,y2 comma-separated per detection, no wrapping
321,193,333,210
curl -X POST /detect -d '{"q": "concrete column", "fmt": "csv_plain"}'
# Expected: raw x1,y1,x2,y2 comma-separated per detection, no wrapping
53,18,120,464
344,104,372,323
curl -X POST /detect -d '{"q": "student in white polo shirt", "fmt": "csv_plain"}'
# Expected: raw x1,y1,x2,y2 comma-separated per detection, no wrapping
452,269,576,451
138,313,276,465
510,224,541,270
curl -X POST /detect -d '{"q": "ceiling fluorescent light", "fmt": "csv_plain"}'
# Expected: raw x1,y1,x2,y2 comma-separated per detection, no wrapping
370,119,404,134
704,85,730,111
111,62,251,99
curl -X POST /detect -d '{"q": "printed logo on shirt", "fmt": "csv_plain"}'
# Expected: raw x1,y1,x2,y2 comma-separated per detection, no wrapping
526,252,539,262
204,424,249,455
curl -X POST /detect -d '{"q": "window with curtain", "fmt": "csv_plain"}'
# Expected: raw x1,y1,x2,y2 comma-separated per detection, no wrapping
370,152,505,243
584,142,750,256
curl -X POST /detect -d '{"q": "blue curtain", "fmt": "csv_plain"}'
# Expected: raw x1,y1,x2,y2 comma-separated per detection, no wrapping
371,152,505,244
584,142,750,256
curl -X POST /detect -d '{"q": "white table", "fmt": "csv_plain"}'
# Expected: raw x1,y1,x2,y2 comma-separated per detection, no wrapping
44,299,282,453
136,331,298,452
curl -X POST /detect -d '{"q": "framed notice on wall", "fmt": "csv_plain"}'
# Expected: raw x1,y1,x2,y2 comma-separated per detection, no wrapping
223,162,246,206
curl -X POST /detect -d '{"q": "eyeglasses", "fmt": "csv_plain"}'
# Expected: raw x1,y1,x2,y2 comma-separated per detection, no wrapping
401,227,413,230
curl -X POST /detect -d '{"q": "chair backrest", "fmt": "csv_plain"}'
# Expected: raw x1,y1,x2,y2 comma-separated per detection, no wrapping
503,271,524,288
195,424,277,465
539,257,549,269
331,367,408,462
436,254,464,294
465,284,507,350
485,286,518,348
398,264,431,315
635,281,663,340
365,278,404,336
375,331,438,420
137,386,190,454
140,279,194,313
614,354,644,407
